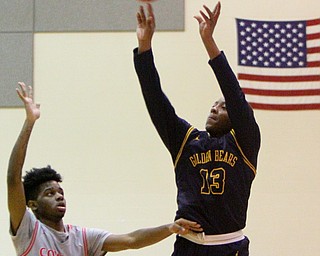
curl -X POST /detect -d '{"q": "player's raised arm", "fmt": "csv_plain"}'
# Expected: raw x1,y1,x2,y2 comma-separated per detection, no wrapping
7,82,40,235
136,3,155,53
194,1,221,60
102,218,202,252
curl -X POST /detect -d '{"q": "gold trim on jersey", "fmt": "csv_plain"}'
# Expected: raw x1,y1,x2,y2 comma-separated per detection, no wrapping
230,129,256,175
174,126,195,168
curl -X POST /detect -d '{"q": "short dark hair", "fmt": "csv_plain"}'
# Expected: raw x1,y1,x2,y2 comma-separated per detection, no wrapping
23,165,62,204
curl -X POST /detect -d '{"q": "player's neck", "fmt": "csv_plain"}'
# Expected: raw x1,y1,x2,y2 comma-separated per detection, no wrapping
38,217,65,232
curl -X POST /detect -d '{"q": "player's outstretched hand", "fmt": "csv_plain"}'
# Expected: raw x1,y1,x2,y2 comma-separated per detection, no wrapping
194,1,221,41
136,3,155,53
16,82,40,122
169,218,203,235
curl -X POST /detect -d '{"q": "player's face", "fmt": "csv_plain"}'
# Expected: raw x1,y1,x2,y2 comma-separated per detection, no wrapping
205,98,232,137
34,180,67,221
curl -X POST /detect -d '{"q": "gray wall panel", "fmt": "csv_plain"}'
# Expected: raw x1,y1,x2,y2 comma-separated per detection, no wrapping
0,0,34,32
0,33,33,107
34,0,184,32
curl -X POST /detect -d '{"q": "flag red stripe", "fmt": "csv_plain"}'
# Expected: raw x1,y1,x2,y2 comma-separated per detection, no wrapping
307,61,320,67
249,102,320,110
307,46,320,53
242,88,320,96
307,19,320,26
238,73,320,82
307,33,320,40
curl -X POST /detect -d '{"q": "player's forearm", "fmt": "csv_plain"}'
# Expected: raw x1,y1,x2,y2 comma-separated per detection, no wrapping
127,224,172,249
202,36,221,60
7,119,35,184
7,119,36,234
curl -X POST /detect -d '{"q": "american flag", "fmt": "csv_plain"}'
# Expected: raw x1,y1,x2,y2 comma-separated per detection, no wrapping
236,18,320,110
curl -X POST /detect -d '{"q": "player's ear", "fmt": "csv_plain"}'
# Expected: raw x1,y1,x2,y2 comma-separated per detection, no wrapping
28,200,38,211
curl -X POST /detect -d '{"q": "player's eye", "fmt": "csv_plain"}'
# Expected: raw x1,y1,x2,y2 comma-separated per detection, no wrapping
45,190,54,196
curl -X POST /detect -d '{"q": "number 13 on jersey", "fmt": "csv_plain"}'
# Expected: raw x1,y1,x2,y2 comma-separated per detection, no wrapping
200,168,226,195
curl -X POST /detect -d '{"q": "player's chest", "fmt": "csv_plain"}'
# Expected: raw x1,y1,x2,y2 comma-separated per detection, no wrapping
184,137,239,169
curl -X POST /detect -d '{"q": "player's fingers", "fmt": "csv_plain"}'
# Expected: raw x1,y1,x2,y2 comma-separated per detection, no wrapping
194,15,203,24
189,225,203,232
146,3,154,20
18,82,28,96
176,219,202,230
18,81,26,90
203,5,214,20
213,1,221,17
28,86,33,98
16,88,24,100
139,5,146,23
200,10,210,22
136,12,142,24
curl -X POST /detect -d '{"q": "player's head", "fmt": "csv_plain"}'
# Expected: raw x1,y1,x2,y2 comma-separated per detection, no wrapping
205,97,232,137
23,166,66,219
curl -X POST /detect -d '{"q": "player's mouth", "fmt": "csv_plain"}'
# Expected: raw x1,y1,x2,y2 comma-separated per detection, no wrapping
56,203,66,212
208,115,218,121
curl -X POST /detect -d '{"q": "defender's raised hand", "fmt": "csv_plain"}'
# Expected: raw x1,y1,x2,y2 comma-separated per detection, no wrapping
136,3,155,53
16,82,40,123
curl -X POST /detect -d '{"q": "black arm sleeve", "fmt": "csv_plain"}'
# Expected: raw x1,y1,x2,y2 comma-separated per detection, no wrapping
209,52,261,166
134,48,192,162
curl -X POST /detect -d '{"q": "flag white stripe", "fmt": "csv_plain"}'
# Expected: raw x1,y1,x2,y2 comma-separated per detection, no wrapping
237,66,320,76
246,95,320,104
307,24,320,34
307,39,320,47
308,53,320,61
239,81,320,90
